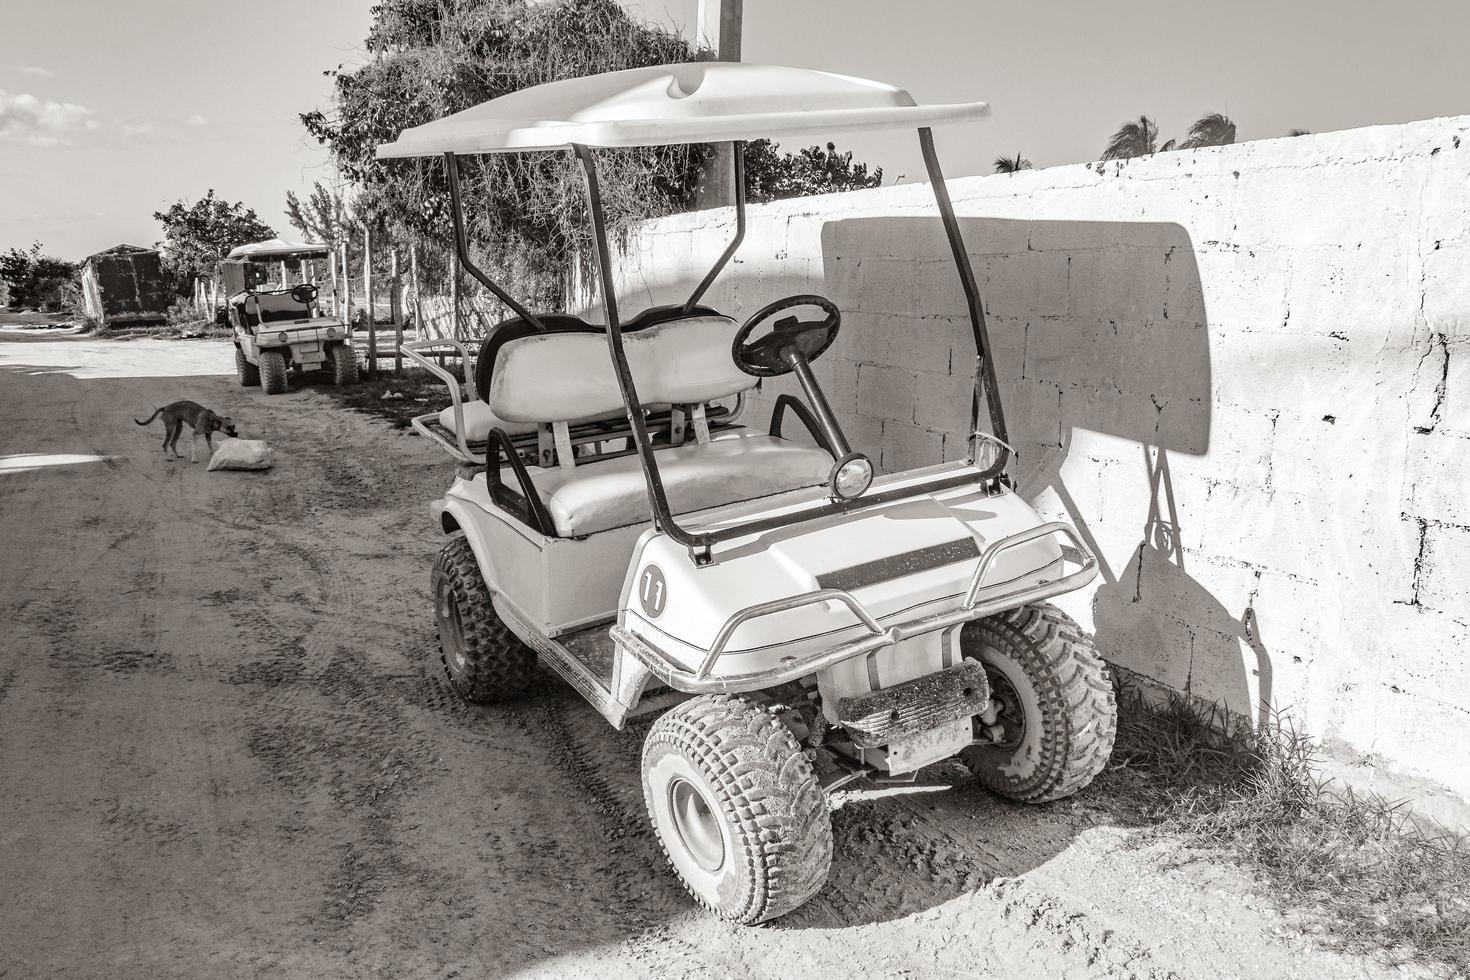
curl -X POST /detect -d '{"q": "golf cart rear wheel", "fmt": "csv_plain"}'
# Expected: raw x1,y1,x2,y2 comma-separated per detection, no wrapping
642,694,832,924
431,535,537,704
234,347,260,387
959,603,1116,803
328,343,359,386
259,350,288,395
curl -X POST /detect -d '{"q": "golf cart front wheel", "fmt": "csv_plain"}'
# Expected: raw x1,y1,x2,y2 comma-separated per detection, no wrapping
328,343,359,386
959,603,1116,803
234,347,260,387
431,535,537,703
642,694,832,924
258,350,288,395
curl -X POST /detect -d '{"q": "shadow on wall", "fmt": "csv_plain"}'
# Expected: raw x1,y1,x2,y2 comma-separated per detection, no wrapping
810,215,1270,723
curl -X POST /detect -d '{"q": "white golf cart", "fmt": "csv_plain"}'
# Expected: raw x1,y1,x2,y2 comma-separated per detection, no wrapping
380,63,1116,924
223,239,358,395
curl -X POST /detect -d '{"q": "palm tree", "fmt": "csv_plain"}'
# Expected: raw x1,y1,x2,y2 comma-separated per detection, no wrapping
993,153,1033,174
1100,116,1160,160
1179,112,1237,149
1287,128,1311,137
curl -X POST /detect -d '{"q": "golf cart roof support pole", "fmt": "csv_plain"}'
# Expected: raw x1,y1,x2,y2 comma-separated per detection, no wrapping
683,141,747,314
917,127,1009,481
573,144,699,553
442,152,547,331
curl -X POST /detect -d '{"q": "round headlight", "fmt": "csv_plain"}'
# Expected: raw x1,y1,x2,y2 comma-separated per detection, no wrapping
277,331,290,343
830,453,873,500
325,326,337,339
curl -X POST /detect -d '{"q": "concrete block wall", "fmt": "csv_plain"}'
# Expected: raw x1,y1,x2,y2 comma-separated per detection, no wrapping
600,116,1470,804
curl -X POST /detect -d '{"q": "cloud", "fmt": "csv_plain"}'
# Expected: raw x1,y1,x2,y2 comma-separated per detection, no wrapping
0,90,96,145
183,113,208,127
4,65,55,78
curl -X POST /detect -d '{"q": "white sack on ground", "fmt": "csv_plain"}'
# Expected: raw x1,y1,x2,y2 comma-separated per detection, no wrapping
207,438,273,471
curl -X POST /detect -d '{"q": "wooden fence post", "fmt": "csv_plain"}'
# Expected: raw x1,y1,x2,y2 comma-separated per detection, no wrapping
362,222,376,378
390,247,402,375
340,241,353,342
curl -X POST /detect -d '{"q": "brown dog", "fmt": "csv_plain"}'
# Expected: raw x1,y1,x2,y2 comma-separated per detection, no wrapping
134,400,239,462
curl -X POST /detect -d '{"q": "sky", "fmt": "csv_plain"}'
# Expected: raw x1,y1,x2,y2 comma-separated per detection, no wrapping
3,0,1468,261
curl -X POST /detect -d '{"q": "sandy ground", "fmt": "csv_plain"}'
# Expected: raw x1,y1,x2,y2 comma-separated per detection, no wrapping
0,331,1445,980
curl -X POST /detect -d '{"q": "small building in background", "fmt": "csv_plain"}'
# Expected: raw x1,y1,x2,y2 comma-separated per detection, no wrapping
80,244,171,328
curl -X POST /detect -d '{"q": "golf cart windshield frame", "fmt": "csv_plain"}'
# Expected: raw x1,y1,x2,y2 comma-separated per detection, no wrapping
439,127,1008,563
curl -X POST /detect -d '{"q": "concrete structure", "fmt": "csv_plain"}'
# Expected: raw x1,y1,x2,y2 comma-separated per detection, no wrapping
602,114,1470,812
80,244,170,328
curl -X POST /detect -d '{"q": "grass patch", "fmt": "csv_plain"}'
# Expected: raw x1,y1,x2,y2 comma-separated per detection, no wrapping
308,367,452,429
1108,684,1470,971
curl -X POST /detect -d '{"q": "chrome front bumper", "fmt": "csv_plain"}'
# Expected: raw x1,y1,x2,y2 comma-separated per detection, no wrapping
611,521,1098,694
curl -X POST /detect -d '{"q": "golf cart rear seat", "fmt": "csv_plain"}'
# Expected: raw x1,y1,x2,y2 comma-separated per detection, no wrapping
484,311,833,537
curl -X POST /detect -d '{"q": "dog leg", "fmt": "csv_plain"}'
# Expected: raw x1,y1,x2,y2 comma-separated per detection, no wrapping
162,421,176,460
190,431,198,464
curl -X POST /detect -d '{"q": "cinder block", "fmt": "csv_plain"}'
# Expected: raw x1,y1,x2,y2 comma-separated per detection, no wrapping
1419,521,1470,623
913,370,973,434
878,420,944,473
1422,244,1470,339
855,362,919,424
1403,430,1470,525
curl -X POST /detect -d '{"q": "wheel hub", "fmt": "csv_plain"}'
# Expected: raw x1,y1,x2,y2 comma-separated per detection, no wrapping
983,669,1026,752
667,776,725,874
437,585,467,672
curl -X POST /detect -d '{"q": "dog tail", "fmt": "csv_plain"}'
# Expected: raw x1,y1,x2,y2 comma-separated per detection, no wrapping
134,407,163,426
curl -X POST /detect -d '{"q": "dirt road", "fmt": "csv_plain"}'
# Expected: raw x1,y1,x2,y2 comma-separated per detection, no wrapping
0,331,1439,979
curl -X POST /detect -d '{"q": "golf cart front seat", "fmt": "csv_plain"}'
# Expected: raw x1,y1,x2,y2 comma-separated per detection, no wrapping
484,311,834,537
236,291,312,327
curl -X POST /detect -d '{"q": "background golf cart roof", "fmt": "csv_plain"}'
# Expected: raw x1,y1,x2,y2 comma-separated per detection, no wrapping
225,239,331,261
375,62,989,158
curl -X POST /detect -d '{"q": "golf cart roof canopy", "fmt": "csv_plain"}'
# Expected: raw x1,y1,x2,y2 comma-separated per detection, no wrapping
375,62,989,158
226,238,331,261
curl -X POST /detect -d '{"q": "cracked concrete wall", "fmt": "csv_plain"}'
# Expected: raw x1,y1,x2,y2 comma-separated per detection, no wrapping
605,115,1470,802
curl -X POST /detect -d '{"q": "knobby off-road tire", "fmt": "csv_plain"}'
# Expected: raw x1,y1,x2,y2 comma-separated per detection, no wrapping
959,603,1116,803
258,350,288,395
431,535,537,704
642,694,832,924
328,343,359,386
234,347,260,387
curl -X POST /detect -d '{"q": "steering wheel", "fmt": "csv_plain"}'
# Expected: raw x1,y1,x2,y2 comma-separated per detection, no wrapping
290,283,319,306
731,294,841,377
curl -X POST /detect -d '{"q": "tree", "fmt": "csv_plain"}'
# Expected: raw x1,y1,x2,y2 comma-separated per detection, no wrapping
744,140,882,202
1287,128,1311,137
300,0,882,306
285,181,355,244
153,189,276,282
992,153,1033,174
1179,112,1236,149
0,242,78,311
1101,116,1161,160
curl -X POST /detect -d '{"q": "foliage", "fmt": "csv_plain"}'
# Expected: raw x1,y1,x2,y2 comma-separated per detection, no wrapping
992,152,1033,174
286,181,356,244
743,140,882,202
300,0,882,309
153,189,276,283
1179,112,1236,149
1100,112,1237,160
1101,115,1161,160
0,241,78,311
1287,128,1311,137
1108,684,1470,972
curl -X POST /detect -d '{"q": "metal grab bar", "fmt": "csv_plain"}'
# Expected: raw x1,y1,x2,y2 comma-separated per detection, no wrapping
696,588,884,680
401,338,481,464
688,521,1098,684
963,521,1092,607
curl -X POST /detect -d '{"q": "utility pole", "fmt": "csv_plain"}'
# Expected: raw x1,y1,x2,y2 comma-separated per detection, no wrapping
694,0,743,210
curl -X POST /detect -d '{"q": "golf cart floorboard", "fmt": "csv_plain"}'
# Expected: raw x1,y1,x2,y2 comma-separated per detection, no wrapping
560,624,616,689
532,621,679,725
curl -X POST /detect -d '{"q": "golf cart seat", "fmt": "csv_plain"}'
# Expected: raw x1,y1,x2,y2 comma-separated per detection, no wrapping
486,312,833,537
436,304,724,442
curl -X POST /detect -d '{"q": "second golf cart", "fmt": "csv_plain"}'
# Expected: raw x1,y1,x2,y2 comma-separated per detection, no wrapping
381,62,1117,924
223,238,358,394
